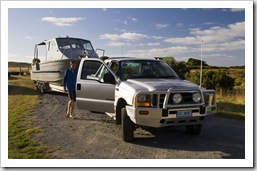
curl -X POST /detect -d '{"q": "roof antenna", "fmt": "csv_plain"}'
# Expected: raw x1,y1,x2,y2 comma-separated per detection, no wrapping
199,40,203,88
122,46,124,57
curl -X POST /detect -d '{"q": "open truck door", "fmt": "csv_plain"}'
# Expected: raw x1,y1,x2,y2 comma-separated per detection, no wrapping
76,58,117,113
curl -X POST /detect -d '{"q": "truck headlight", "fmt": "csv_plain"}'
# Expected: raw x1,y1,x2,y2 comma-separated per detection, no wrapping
137,94,151,107
192,92,201,103
172,93,182,104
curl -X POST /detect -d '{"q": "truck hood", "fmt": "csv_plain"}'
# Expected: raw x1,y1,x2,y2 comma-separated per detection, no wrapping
121,79,199,92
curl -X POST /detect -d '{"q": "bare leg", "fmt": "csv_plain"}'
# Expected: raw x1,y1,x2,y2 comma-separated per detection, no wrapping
67,100,73,117
70,100,74,117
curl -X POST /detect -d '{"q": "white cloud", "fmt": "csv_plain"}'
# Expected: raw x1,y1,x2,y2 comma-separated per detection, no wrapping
231,8,245,12
151,36,165,40
164,36,200,45
204,22,215,25
24,36,33,39
131,18,138,22
8,53,33,62
176,23,183,27
100,32,148,41
126,46,196,58
105,42,131,47
155,23,169,29
103,21,244,66
41,17,85,27
9,53,18,57
147,42,160,46
164,22,245,45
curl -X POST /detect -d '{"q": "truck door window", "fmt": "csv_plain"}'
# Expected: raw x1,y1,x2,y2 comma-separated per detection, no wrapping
81,60,114,84
81,60,102,79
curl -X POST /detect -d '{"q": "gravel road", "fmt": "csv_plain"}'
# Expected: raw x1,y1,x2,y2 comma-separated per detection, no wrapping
32,91,245,160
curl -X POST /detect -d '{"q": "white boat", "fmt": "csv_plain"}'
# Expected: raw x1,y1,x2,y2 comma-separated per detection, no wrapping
30,36,100,93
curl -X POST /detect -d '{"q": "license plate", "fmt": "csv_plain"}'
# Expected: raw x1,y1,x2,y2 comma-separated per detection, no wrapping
177,110,192,117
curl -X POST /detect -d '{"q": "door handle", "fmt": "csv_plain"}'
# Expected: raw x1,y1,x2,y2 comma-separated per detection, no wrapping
77,84,81,90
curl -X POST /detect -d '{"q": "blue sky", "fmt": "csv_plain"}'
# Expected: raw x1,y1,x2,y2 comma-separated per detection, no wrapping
6,3,246,66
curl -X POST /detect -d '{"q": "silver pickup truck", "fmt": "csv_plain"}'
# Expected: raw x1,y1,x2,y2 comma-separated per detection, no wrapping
76,57,217,142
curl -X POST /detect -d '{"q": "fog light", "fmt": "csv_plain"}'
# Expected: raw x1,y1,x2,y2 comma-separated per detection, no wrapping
192,92,201,103
211,107,216,111
172,93,182,104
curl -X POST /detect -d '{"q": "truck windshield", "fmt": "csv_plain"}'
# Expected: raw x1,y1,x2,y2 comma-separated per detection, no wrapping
119,60,178,80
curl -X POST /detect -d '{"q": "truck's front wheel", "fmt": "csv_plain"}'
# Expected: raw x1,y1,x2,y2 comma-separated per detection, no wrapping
121,107,135,142
186,124,202,135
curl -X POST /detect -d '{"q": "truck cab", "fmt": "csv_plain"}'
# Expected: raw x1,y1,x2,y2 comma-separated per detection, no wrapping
76,57,217,142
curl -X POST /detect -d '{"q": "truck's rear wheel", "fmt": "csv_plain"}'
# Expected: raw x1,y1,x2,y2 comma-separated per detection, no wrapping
121,107,134,142
186,124,202,135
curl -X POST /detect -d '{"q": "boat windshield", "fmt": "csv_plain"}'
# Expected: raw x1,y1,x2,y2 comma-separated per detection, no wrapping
81,39,94,51
119,60,178,80
56,38,94,51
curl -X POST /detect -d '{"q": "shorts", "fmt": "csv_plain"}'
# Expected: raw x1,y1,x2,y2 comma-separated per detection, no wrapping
67,90,76,102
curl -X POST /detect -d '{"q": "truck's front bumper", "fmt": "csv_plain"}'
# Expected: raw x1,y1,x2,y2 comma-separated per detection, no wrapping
126,105,216,128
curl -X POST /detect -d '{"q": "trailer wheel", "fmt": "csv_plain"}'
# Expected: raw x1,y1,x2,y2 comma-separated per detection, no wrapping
186,124,202,135
36,83,40,91
121,107,134,142
39,83,46,94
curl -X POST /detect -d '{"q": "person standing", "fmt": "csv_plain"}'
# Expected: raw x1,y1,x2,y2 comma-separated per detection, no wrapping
63,60,78,119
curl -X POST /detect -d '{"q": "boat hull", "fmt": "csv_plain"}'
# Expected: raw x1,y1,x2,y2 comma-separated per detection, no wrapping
30,59,81,86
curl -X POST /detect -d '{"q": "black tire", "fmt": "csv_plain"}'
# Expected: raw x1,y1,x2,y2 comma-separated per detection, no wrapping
116,111,121,125
121,107,134,142
186,124,202,135
39,83,45,94
116,100,126,125
36,84,39,91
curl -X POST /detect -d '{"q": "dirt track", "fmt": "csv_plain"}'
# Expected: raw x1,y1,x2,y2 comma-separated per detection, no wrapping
33,91,245,159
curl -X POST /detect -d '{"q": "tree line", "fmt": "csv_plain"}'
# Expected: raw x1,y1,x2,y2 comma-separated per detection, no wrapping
165,58,237,91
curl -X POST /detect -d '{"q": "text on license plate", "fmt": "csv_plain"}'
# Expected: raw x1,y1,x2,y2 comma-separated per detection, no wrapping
177,110,192,117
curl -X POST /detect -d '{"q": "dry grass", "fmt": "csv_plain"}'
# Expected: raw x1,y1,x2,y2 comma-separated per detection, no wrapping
216,89,245,121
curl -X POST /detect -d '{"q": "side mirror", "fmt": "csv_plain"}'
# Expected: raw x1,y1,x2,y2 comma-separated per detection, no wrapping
103,72,115,84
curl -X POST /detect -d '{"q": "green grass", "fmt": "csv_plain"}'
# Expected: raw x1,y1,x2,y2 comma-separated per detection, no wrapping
8,75,51,158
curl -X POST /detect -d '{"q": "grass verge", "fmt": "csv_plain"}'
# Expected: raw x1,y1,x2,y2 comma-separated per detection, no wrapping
8,75,51,158
216,92,245,121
